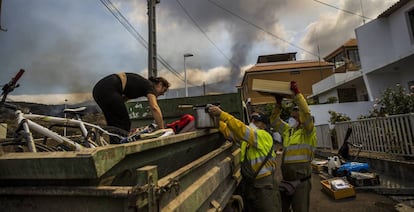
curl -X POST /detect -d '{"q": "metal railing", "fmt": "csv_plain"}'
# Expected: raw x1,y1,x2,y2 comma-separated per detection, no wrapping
334,113,414,157
315,124,332,149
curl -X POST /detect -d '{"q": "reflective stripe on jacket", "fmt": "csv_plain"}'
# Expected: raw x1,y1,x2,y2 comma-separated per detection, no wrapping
218,112,276,178
270,93,316,164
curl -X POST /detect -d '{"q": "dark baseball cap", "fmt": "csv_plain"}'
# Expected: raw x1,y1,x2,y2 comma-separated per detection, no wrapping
251,112,270,125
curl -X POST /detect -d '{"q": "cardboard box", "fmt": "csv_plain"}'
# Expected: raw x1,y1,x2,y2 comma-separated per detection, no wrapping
252,79,294,96
321,178,356,200
348,172,380,187
311,159,328,174
311,163,324,174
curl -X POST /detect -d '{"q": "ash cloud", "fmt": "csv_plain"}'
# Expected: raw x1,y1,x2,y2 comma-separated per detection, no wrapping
0,0,398,99
151,0,289,92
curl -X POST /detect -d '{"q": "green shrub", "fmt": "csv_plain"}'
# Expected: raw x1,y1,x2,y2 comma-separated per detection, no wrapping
327,96,338,104
328,110,351,125
360,84,414,119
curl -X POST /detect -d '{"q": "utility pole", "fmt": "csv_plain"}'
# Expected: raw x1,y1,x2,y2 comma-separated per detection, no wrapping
148,0,160,78
183,53,194,97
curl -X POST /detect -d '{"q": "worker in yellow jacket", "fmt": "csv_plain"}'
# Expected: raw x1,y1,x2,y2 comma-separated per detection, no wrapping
208,106,281,212
271,81,316,212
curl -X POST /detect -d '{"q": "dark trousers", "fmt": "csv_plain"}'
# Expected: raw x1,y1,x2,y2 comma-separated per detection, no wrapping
280,162,312,212
242,173,281,212
92,74,131,132
280,178,311,212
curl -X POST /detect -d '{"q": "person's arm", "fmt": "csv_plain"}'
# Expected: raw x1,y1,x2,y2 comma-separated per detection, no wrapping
218,120,236,142
295,93,314,133
208,105,258,147
147,93,164,129
290,81,314,133
270,95,288,134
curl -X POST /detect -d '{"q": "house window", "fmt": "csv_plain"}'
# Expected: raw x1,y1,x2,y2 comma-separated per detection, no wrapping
408,8,414,41
333,52,345,69
338,88,357,103
347,49,361,67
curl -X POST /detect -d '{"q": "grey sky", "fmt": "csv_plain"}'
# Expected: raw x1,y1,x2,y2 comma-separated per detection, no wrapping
0,0,398,101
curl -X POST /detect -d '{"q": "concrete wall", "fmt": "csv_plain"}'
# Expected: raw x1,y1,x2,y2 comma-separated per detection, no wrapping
318,89,337,104
309,101,373,126
365,72,401,101
356,1,414,74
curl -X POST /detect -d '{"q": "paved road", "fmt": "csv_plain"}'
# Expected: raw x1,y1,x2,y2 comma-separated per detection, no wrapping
308,172,402,212
274,152,409,212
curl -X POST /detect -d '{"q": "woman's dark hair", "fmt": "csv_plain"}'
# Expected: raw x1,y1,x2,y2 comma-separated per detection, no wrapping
149,76,171,88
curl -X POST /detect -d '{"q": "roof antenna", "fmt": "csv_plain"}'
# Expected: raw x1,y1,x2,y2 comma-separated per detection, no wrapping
360,0,366,24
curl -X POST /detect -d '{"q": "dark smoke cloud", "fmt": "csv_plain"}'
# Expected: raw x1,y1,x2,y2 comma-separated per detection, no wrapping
153,0,288,92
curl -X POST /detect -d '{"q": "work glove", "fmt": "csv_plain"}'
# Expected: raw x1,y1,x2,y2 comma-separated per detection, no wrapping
290,81,300,95
207,105,222,117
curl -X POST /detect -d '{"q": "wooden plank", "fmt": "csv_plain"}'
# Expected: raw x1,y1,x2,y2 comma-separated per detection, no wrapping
251,79,294,95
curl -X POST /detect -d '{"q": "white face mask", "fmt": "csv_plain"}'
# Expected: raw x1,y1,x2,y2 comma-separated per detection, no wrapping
249,122,258,129
288,117,298,128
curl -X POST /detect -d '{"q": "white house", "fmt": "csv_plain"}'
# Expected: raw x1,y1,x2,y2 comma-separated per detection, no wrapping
355,0,414,101
309,0,414,126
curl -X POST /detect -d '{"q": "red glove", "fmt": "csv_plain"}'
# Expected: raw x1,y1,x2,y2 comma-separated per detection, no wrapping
290,81,300,95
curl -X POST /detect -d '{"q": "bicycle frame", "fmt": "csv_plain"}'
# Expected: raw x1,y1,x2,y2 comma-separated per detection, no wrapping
2,69,129,153
16,110,84,152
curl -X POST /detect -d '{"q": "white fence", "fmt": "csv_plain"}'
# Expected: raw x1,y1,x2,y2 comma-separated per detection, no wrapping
315,124,332,149
334,113,414,157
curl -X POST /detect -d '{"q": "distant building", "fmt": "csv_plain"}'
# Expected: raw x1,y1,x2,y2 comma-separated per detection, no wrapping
309,39,369,103
324,38,361,73
239,52,334,105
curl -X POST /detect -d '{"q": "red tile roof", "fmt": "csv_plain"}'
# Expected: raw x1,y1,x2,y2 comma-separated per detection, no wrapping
247,60,332,72
324,38,358,61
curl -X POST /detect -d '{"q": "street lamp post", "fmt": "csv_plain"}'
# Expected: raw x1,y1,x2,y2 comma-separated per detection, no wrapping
184,53,194,97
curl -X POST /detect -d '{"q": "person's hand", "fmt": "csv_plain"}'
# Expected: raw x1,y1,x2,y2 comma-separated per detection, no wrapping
273,94,283,105
290,81,300,95
207,105,222,117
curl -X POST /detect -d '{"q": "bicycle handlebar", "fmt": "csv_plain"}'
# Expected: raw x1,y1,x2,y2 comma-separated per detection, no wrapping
1,69,25,103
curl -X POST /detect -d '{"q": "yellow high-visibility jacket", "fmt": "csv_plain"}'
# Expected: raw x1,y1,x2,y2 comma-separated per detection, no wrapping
218,111,276,179
270,93,316,164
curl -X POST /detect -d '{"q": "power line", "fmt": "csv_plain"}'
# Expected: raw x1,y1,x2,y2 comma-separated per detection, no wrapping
99,0,185,82
206,0,319,58
175,0,240,70
313,0,372,21
100,0,147,48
